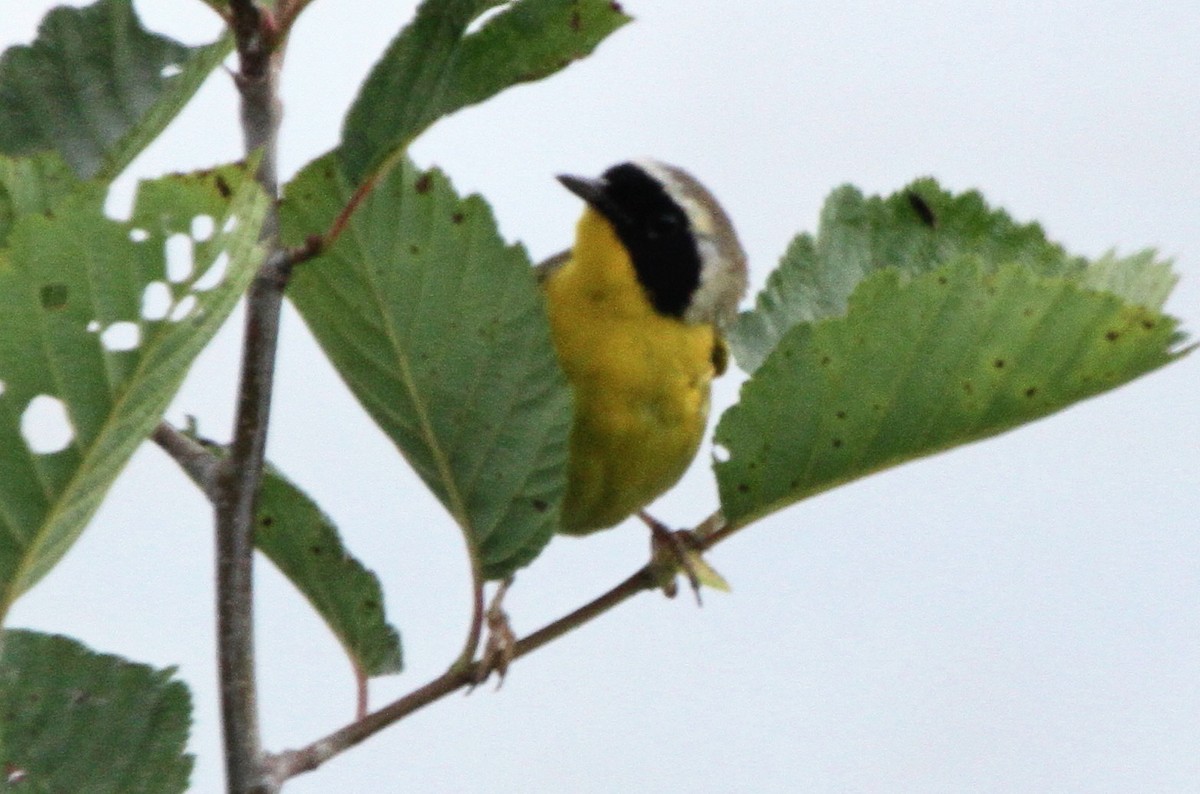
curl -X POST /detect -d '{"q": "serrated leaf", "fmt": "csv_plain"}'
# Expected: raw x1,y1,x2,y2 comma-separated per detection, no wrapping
0,629,192,793
0,152,79,248
0,164,268,621
729,180,1088,374
281,155,571,581
0,0,232,182
715,260,1188,528
339,0,630,184
256,466,403,677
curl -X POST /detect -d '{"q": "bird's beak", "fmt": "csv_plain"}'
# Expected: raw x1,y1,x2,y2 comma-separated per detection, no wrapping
556,174,608,207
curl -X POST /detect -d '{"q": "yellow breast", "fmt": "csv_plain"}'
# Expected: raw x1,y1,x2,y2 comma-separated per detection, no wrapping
544,208,719,534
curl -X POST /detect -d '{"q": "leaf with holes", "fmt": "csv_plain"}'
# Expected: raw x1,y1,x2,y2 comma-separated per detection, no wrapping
281,155,571,580
0,0,232,182
715,181,1190,529
255,465,402,678
339,0,630,184
0,629,192,793
0,163,268,622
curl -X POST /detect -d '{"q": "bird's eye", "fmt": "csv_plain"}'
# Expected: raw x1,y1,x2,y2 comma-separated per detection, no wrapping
647,213,682,239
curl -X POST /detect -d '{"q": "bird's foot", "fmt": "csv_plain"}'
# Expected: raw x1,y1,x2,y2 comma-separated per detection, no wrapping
471,578,516,690
639,511,730,605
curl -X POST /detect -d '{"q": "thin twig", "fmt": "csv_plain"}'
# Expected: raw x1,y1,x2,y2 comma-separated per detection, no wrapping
216,2,288,791
152,422,221,497
266,511,728,783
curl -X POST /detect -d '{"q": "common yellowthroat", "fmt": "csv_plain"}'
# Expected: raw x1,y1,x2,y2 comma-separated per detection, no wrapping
540,160,748,535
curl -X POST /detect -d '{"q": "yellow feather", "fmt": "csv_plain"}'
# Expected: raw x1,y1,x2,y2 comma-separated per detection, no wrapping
543,207,719,534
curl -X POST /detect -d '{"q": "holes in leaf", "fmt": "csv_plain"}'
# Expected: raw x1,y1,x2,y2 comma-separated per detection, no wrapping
141,281,172,320
86,320,101,333
100,321,140,352
103,185,134,222
193,251,229,291
21,395,74,454
165,233,194,283
0,380,6,397
129,228,150,243
465,2,513,35
40,283,69,310
169,294,197,321
161,63,183,78
222,215,239,234
712,444,731,463
191,215,215,241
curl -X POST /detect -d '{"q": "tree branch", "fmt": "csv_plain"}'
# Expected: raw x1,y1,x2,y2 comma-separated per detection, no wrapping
216,2,288,791
152,422,220,498
267,511,728,783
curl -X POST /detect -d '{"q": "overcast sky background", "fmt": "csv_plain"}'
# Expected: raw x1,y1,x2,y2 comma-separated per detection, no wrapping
4,2,1199,791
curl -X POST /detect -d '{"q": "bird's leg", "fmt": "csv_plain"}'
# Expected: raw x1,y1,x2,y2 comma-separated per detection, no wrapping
639,510,709,605
471,577,516,689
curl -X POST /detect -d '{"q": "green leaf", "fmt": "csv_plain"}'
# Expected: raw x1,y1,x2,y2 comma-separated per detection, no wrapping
0,163,268,622
0,629,192,793
716,257,1189,528
0,152,79,248
281,154,571,580
256,466,403,677
0,0,232,181
339,0,630,184
728,180,1088,374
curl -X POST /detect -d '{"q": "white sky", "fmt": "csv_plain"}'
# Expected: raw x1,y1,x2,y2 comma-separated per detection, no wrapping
5,1,1199,791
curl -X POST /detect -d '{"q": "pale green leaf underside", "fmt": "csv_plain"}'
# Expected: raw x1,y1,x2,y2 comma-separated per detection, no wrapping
257,466,403,677
729,180,1093,374
282,155,571,580
0,163,268,620
339,0,630,184
716,260,1187,527
0,629,192,793
0,0,232,182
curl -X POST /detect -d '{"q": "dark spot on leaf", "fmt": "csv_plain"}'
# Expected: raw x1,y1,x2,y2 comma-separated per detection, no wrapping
1141,319,1156,330
831,437,843,448
872,403,883,412
906,190,936,227
835,410,846,420
993,358,1006,369
260,515,274,528
937,275,948,285
409,244,420,255
215,175,232,198
789,479,800,490
610,1,624,12
451,212,465,224
415,174,432,194
737,483,750,494
569,9,582,30
310,545,324,556
42,208,55,218
747,461,757,470
531,498,549,512
362,599,379,612
1023,308,1034,317
1025,386,1038,398
962,381,974,394
1105,330,1120,341
821,355,831,366
40,283,68,310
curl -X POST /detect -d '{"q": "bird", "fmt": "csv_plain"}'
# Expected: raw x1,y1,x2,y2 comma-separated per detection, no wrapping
538,160,748,547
